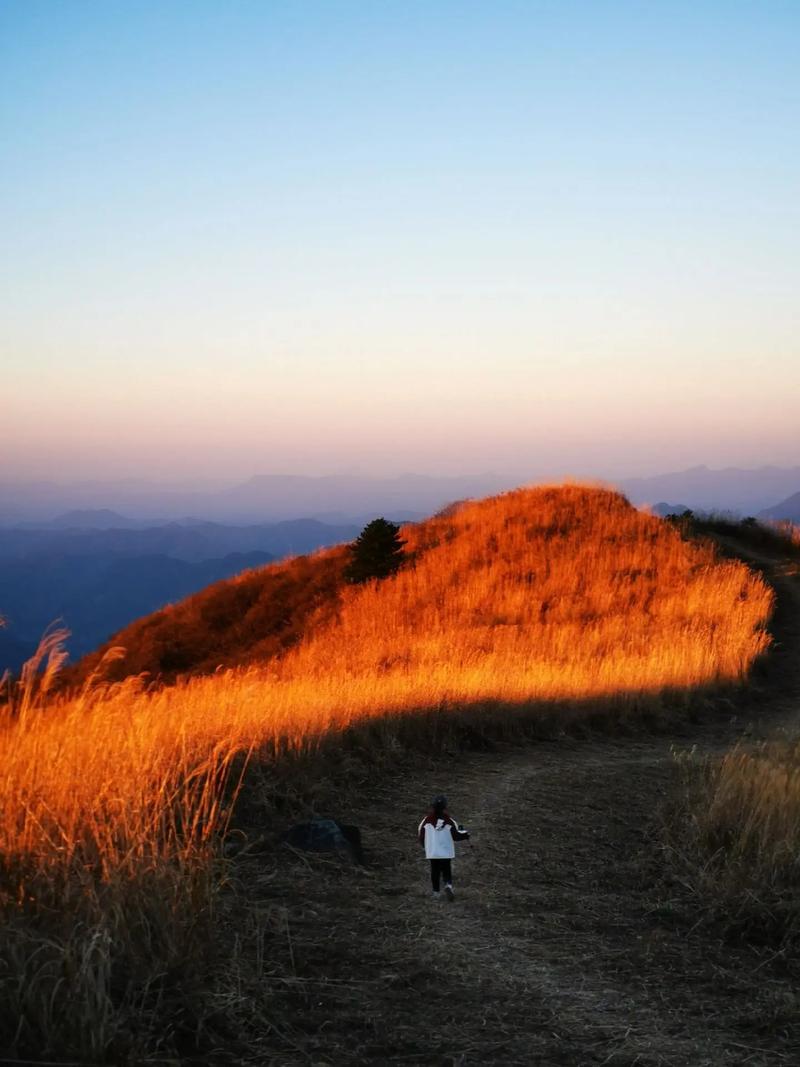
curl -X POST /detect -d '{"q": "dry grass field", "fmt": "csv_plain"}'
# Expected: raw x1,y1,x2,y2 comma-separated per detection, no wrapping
0,485,776,1061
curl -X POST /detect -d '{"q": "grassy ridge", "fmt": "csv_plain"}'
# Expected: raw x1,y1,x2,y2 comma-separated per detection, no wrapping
0,485,774,1061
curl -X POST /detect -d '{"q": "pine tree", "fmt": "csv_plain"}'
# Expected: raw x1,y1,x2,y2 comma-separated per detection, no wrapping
345,518,407,584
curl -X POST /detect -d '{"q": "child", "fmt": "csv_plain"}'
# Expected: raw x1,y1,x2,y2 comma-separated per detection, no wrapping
417,794,469,901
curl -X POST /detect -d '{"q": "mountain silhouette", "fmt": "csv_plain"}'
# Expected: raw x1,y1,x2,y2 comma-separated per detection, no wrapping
619,465,800,515
0,550,274,672
0,473,514,525
758,491,800,523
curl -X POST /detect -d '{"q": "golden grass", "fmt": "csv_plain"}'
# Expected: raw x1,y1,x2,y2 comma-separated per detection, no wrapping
4,488,773,857
282,485,771,703
0,651,248,1058
0,484,775,1058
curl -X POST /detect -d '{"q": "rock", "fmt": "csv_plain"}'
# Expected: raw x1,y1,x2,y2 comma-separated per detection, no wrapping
283,818,364,864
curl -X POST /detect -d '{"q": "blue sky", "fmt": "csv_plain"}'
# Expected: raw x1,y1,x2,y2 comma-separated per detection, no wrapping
2,2,798,481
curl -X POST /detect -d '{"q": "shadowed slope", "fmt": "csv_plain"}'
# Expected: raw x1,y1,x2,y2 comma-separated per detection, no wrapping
62,545,350,687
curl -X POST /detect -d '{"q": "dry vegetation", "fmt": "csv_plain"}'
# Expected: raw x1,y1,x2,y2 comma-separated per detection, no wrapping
0,485,775,1061
667,739,800,946
684,512,800,562
660,514,800,949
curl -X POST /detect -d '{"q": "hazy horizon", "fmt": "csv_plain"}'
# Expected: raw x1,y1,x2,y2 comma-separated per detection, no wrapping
3,462,800,531
3,459,800,492
3,3,799,482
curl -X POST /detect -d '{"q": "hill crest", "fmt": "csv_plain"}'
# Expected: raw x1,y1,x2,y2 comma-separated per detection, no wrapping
65,484,772,703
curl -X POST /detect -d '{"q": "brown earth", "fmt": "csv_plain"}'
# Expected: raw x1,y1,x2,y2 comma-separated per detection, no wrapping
224,543,800,1066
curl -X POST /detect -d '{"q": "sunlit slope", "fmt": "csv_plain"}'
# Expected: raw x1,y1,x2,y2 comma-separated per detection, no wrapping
267,485,772,715
77,484,774,749
0,491,778,1063
0,486,773,897
68,485,771,711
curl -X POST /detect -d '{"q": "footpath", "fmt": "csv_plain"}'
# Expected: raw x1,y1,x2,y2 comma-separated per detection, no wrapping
236,546,800,1066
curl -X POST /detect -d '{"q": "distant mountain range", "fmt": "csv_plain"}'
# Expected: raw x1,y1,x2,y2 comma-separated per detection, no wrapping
0,473,514,526
0,517,361,673
3,467,798,527
618,465,800,516
759,492,800,523
26,508,146,529
0,518,361,564
0,550,274,672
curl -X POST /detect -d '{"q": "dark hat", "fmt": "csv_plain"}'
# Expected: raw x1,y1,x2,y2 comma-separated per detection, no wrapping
431,794,448,809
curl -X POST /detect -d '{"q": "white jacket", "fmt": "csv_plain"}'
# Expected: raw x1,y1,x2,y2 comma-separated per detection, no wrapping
418,814,457,859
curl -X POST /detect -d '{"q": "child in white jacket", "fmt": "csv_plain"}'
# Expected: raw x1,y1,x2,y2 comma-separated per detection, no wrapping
417,794,469,900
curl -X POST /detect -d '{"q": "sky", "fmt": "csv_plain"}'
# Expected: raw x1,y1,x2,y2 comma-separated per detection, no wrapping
2,1,799,484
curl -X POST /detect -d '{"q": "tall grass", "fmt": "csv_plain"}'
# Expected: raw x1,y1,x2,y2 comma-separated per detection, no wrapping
281,486,771,704
667,739,800,945
0,485,774,1060
0,639,249,1060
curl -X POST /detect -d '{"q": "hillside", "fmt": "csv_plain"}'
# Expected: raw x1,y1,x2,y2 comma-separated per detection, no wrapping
66,484,771,703
272,484,772,713
0,484,776,1062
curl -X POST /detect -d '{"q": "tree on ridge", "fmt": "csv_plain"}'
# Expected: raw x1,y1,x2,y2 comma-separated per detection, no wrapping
345,518,407,584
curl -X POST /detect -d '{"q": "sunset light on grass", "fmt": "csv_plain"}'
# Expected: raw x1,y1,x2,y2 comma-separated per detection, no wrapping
0,485,774,1058
2,1,799,1062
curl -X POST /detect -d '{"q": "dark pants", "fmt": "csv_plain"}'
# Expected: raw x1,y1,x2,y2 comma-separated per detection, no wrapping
430,858,452,891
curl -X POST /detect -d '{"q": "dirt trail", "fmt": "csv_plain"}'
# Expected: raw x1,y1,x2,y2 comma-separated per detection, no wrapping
240,547,800,1066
